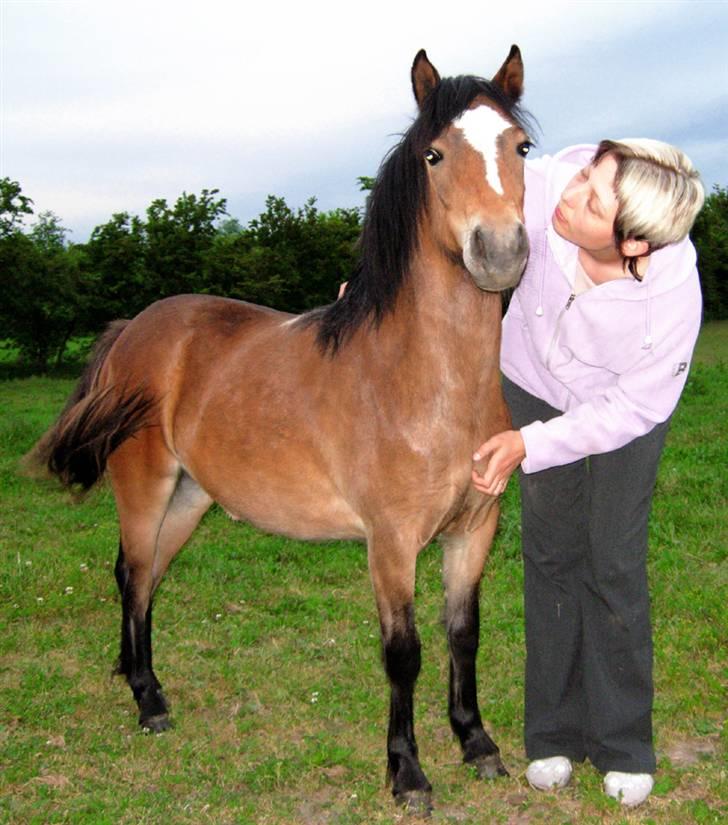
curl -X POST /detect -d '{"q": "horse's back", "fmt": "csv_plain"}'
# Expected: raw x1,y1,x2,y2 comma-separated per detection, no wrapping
102,294,290,389
126,293,290,341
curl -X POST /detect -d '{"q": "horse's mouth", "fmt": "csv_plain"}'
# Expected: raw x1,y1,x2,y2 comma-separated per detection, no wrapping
464,222,529,292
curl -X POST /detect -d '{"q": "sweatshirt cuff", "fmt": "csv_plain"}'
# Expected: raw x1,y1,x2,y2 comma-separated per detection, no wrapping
520,421,542,473
519,421,546,474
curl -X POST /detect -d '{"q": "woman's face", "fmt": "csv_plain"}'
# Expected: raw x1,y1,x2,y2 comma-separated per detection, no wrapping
552,153,620,256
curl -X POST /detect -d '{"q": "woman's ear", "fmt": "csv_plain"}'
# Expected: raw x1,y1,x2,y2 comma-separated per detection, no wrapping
620,238,650,258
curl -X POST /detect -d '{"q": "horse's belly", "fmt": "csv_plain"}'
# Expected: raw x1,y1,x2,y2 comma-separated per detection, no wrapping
229,507,364,542
190,461,366,542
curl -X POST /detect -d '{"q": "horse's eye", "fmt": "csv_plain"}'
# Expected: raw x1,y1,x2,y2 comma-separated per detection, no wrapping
517,141,534,158
425,148,443,166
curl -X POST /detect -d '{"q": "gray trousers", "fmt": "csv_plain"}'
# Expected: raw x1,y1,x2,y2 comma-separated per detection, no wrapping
503,375,669,774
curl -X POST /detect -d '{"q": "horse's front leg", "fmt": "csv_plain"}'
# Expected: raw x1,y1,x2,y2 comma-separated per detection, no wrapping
368,533,432,815
441,502,509,779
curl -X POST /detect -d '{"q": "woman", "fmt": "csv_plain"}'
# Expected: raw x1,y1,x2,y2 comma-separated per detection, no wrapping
471,139,704,807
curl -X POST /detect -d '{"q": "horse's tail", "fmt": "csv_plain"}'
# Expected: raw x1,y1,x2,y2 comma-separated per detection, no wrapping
26,320,156,491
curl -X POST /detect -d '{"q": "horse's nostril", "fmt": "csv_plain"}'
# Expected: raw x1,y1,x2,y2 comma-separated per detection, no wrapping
473,228,487,260
503,222,528,257
516,222,528,253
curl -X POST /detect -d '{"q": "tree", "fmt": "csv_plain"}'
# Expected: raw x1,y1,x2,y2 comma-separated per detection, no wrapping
0,211,82,369
300,204,362,309
83,212,147,322
2,182,362,367
202,196,361,312
216,216,245,237
142,189,227,301
0,177,33,238
203,229,291,308
357,175,376,192
28,210,69,253
692,185,728,320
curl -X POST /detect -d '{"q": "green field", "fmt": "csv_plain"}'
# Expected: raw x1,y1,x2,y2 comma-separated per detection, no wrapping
1,324,726,824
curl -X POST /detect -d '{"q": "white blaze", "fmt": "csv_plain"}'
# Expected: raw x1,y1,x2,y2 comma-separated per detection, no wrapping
453,107,511,195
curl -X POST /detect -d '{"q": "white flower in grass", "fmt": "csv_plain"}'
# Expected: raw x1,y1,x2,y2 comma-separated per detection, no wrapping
310,691,320,704
64,587,74,595
79,563,88,572
36,597,44,603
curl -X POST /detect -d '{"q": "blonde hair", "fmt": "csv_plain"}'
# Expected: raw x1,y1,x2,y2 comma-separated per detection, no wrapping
593,138,704,278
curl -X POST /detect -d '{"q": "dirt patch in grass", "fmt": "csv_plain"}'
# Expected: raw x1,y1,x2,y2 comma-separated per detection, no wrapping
664,735,720,767
31,772,72,790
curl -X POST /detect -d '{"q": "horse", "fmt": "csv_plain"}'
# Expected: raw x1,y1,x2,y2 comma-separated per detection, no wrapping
31,47,532,814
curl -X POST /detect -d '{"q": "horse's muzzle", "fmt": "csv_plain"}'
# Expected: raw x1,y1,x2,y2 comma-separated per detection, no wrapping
464,222,529,292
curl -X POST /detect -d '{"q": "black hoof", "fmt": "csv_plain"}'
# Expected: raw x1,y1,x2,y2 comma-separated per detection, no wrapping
394,789,433,818
139,713,171,733
472,753,509,779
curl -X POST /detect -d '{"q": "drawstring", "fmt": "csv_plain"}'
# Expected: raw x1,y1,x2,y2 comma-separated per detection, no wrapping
642,279,653,349
536,228,547,316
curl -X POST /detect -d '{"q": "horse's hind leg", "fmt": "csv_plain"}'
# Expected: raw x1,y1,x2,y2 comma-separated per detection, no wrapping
114,539,169,730
441,504,508,779
109,432,212,731
368,532,432,815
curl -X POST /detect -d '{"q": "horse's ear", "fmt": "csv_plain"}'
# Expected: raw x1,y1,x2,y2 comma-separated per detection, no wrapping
411,49,441,108
492,44,523,103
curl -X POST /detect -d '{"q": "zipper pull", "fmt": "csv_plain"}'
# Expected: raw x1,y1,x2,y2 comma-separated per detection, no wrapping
565,293,576,310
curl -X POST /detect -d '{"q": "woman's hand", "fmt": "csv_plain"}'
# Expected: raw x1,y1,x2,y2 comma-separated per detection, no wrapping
471,429,526,496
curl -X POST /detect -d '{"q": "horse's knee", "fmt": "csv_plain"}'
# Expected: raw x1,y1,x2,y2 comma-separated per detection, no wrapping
382,606,421,685
114,542,129,593
446,590,480,657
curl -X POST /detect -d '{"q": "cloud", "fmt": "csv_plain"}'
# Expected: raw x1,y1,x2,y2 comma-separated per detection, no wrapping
2,0,725,239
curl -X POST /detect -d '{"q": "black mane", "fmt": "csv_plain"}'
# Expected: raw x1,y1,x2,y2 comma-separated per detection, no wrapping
303,74,533,354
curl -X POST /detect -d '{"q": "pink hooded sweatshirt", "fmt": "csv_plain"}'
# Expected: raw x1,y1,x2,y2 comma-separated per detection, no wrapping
501,144,702,474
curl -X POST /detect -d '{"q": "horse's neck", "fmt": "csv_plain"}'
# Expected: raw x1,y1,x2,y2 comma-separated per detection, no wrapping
351,244,505,442
356,249,505,447
384,247,504,378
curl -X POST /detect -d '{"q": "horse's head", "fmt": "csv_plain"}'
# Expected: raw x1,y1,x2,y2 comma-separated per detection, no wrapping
309,48,534,352
412,47,530,291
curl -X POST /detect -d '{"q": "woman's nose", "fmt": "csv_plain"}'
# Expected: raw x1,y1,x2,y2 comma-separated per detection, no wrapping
562,179,583,205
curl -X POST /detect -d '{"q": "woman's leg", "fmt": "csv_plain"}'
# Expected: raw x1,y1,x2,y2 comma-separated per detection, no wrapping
503,377,589,763
582,420,669,774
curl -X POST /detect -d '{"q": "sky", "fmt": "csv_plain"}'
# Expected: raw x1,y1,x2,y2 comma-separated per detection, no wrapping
1,0,727,243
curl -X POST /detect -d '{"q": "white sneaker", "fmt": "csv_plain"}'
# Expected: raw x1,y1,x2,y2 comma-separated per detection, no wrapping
526,756,572,790
604,771,654,807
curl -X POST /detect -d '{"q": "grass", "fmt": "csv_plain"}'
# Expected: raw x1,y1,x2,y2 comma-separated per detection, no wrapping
0,323,726,824
0,338,95,380
693,319,728,366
